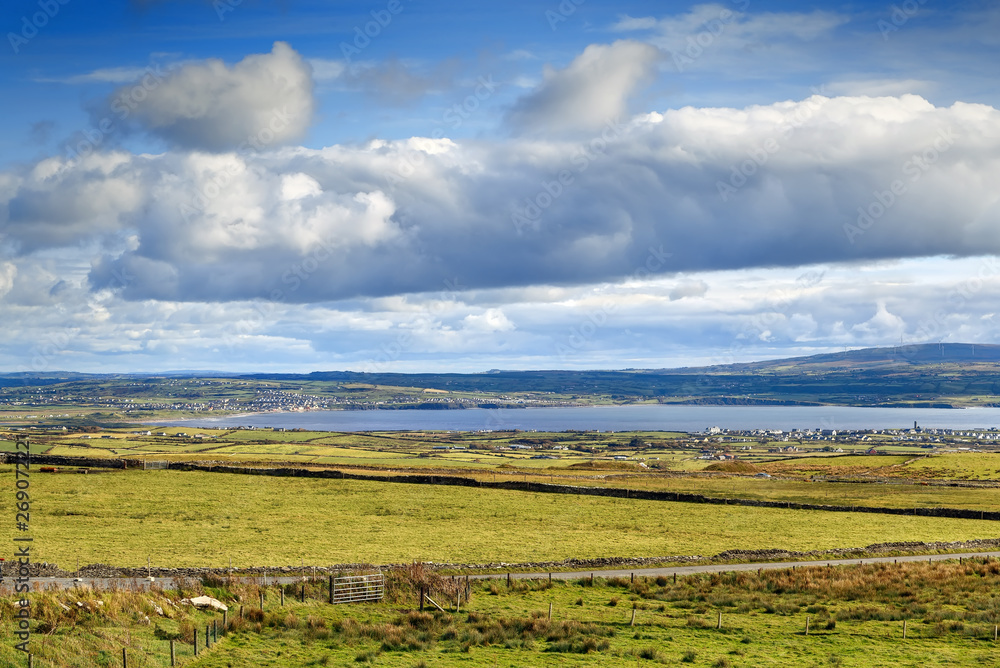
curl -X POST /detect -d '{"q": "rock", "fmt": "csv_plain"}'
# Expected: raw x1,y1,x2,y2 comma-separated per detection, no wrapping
182,595,228,612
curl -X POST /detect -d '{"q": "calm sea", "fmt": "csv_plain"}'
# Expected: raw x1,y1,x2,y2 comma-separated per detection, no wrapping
152,405,1000,433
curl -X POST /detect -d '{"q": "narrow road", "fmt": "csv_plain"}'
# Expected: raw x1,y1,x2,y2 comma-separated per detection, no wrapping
17,551,1000,591
483,550,1000,581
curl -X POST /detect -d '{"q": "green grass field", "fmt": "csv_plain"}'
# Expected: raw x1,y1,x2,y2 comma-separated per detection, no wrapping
7,465,1000,570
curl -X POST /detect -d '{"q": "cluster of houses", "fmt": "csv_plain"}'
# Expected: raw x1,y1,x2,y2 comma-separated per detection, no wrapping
697,425,1000,447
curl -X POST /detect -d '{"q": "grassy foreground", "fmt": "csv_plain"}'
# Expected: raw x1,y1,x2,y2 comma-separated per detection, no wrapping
4,559,1000,666
7,465,1000,569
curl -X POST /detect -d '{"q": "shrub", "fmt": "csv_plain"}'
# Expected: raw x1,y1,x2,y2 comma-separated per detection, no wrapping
638,647,662,661
354,650,376,663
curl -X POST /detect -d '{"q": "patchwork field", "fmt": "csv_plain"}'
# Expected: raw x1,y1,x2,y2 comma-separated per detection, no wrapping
6,465,1000,570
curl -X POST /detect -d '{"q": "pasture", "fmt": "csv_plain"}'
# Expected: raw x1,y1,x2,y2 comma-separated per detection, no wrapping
6,465,1000,570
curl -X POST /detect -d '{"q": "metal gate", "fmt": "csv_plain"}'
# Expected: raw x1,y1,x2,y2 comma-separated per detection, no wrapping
333,572,384,603
143,460,169,470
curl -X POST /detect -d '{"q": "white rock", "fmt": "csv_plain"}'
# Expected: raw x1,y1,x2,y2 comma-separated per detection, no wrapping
181,595,228,612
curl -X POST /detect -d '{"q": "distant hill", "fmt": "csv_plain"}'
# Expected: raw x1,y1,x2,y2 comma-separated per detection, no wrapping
3,344,999,407
234,344,1000,407
699,343,1000,373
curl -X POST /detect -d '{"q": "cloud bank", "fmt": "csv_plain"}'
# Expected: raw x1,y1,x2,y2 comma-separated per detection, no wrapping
3,94,999,305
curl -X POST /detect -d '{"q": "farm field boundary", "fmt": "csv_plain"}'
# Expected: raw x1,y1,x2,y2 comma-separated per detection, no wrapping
14,453,1000,522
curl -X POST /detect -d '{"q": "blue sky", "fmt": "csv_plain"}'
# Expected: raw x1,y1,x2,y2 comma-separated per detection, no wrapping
1,0,999,373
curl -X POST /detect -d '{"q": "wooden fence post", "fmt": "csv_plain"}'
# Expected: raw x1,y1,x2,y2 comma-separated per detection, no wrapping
170,639,175,666
507,572,511,587
903,619,907,639
717,611,722,629
280,587,284,606
548,602,552,619
28,655,33,668
329,575,334,604
805,616,810,636
420,586,424,612
260,591,264,609
223,609,227,628
300,583,305,603
630,608,637,626
206,623,211,647
123,647,128,668
194,629,199,656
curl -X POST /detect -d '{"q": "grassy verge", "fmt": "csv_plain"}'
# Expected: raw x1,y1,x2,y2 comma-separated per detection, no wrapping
4,559,1000,666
